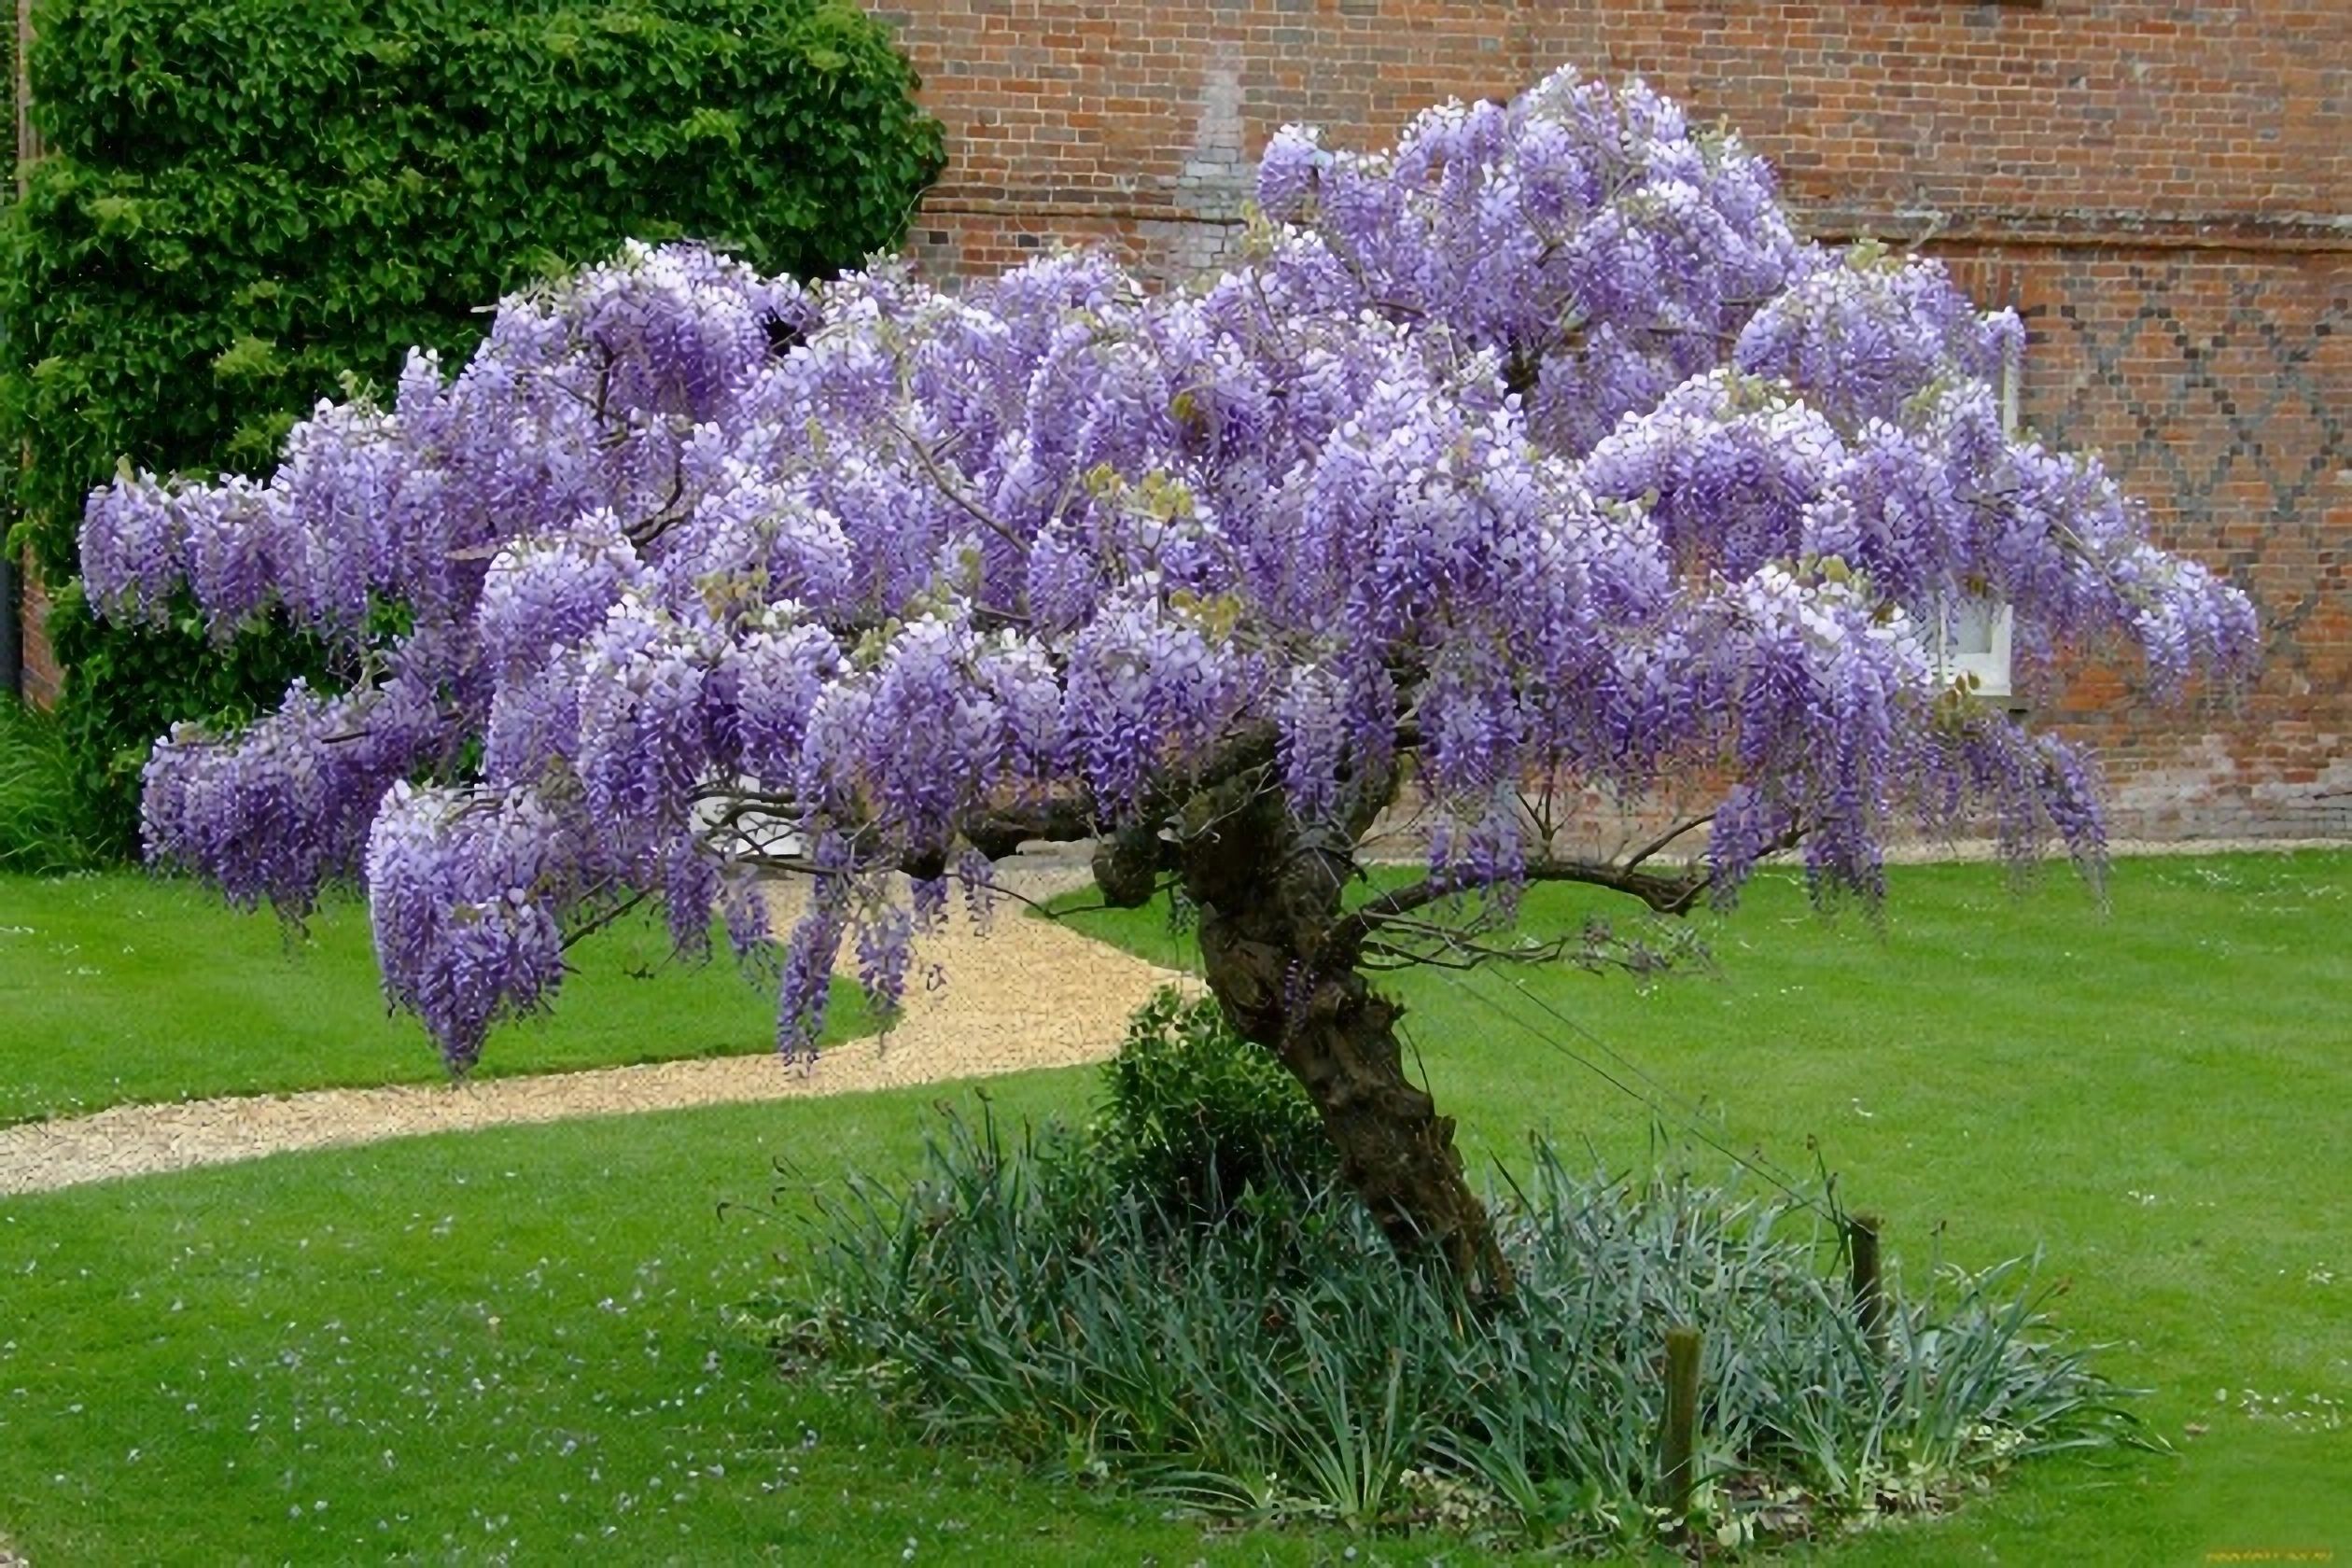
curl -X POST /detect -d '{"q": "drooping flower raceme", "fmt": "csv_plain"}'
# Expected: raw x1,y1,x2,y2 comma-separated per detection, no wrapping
83,70,2258,1069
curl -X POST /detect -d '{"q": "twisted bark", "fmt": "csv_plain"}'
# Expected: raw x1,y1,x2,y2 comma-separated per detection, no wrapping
1171,775,1512,1299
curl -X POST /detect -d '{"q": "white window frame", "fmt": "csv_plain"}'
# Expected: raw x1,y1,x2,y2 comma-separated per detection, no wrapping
1938,603,2013,698
1932,341,2020,699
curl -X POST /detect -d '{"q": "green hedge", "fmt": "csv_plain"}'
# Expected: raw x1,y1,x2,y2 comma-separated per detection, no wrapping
2,0,943,853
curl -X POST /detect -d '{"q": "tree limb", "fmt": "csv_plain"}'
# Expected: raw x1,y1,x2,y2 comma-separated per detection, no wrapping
560,887,650,951
961,798,1097,861
1621,813,1715,874
891,420,1024,549
1338,855,1712,958
1333,818,1807,961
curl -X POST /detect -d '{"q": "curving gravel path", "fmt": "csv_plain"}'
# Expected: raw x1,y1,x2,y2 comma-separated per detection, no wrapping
6,836,2340,1201
0,865,1195,1198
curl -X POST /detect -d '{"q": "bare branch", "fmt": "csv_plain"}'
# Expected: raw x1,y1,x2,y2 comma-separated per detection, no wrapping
560,888,651,951
623,455,693,549
1338,856,1711,960
1621,813,1715,874
1333,817,1807,964
891,420,1024,549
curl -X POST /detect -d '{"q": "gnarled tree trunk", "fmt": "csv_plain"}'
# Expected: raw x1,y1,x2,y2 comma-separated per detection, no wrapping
1155,777,1513,1298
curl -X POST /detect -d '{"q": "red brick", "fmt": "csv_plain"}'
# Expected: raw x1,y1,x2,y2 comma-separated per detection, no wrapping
877,1,2350,839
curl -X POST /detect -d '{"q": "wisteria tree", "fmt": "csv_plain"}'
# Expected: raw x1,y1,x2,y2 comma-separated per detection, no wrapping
84,70,2254,1294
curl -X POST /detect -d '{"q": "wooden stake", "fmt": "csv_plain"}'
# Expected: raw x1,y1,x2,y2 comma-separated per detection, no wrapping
1849,1211,1887,1358
1659,1323,1702,1526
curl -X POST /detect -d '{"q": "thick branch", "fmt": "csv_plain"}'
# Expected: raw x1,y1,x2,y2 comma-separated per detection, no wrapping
693,782,1095,868
1333,818,1807,961
960,798,1097,861
1343,853,1710,940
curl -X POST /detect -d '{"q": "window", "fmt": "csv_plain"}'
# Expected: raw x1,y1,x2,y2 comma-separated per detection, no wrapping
1931,339,2020,699
1936,597,2013,697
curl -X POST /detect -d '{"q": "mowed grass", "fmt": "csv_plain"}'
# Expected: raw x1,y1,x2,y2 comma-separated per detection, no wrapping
0,1076,1319,1566
0,873,870,1126
0,850,2345,1563
1049,849,2352,1563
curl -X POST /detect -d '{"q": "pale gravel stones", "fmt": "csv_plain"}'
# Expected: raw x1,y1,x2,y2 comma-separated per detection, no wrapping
5,838,2333,1199
0,865,1194,1198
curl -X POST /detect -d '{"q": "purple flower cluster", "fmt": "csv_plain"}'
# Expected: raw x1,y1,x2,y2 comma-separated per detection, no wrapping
362,782,584,1071
82,73,2259,1069
141,675,450,918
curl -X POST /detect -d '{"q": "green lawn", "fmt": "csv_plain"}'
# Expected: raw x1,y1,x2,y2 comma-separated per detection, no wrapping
0,851,2345,1563
1049,850,2352,1564
0,873,870,1126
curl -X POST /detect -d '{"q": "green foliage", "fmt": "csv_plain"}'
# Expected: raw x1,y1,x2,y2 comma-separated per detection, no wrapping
1,15,13,175
780,1107,2144,1550
1092,986,1337,1221
0,694,104,872
1,857,2348,1561
1,0,943,854
40,577,347,853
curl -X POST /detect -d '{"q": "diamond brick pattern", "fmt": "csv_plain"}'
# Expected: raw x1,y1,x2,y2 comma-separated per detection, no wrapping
862,0,2348,838
1997,256,2350,834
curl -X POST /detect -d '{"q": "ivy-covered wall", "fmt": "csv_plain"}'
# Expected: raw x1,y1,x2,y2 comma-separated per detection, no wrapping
2,0,942,851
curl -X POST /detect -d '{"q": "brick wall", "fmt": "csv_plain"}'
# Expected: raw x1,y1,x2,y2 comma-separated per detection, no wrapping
875,0,2350,839
2008,248,2349,839
11,3,2345,836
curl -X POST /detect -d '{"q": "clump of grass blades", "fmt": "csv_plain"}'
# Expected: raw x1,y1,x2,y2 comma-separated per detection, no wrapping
768,1107,2149,1553
0,698,105,874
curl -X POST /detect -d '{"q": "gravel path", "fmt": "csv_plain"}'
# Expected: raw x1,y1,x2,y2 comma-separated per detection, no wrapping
0,864,1194,1198
4,835,2338,1202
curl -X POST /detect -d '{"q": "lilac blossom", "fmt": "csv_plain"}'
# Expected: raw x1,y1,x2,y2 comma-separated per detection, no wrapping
361,781,586,1071
81,68,2258,1070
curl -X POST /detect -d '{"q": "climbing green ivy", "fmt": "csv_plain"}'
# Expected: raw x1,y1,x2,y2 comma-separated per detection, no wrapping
2,0,943,854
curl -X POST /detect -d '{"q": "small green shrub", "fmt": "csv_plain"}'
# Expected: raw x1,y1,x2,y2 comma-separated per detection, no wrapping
0,696,104,873
1093,986,1337,1222
771,1104,2146,1553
